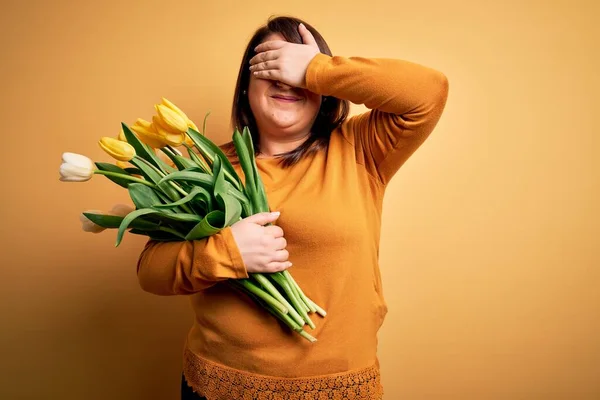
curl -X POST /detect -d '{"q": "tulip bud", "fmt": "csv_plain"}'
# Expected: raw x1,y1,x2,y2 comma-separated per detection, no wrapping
155,104,188,133
184,134,194,147
187,119,199,131
152,116,185,146
161,98,198,131
108,203,135,217
116,160,129,169
79,210,106,233
130,119,167,148
99,137,136,162
161,98,189,119
117,128,127,142
59,152,95,182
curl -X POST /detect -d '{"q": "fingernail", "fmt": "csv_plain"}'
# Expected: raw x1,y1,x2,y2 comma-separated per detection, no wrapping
271,211,280,216
287,262,293,267
299,23,305,28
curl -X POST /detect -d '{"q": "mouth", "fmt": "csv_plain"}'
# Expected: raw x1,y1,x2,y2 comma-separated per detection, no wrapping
271,94,302,103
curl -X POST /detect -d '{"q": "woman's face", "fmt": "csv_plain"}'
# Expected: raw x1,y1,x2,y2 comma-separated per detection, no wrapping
247,33,322,141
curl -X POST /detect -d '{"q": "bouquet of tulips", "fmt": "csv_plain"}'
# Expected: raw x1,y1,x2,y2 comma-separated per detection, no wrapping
59,98,325,342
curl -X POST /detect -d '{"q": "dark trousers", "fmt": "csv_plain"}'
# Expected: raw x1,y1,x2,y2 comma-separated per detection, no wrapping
181,374,207,400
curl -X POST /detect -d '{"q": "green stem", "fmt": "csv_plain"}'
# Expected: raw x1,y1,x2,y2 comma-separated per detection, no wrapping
273,273,315,329
253,274,304,327
231,280,316,343
164,145,178,156
268,305,317,343
134,156,194,214
283,270,317,313
284,272,310,313
93,170,155,187
307,298,327,318
229,279,288,315
157,226,186,239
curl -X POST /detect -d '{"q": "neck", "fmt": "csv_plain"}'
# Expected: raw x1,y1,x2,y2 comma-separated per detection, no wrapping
258,129,311,157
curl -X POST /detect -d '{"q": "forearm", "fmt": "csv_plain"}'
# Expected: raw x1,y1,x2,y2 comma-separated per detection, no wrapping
136,227,248,295
306,53,448,122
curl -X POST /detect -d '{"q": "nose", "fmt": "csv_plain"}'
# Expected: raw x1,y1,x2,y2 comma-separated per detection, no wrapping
274,80,293,90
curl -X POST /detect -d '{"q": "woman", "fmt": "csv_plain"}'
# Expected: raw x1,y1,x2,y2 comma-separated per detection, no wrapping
138,15,448,400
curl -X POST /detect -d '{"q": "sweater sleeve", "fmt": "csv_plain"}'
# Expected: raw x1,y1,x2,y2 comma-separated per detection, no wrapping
305,53,449,185
136,226,249,295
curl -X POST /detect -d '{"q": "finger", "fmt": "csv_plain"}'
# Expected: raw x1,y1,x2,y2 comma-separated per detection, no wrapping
298,23,318,47
249,60,278,72
264,225,284,238
244,211,280,226
255,40,286,53
272,249,289,262
272,237,287,251
252,70,280,80
249,50,279,65
264,261,293,273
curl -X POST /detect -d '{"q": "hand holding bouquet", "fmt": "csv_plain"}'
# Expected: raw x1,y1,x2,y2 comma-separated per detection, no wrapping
59,99,326,342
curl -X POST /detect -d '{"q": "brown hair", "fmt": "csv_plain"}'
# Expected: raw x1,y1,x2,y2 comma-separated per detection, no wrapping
229,15,350,167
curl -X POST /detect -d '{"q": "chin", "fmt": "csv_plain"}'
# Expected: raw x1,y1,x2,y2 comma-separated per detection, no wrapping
266,113,306,131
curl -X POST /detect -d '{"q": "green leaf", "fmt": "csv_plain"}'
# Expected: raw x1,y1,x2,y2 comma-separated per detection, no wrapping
232,128,257,213
83,212,159,230
129,157,162,184
187,127,243,190
158,169,214,190
129,229,183,241
242,126,269,213
147,212,202,223
129,158,181,202
94,162,133,188
121,123,164,171
153,185,214,211
124,167,141,175
174,154,201,170
128,183,165,209
116,209,202,246
213,157,242,226
186,148,212,174
184,210,226,240
116,209,157,246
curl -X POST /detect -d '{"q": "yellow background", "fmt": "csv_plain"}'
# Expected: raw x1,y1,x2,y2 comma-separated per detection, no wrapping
2,0,599,399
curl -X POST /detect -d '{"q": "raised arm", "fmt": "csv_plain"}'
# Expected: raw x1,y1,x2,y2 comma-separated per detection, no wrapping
306,53,449,184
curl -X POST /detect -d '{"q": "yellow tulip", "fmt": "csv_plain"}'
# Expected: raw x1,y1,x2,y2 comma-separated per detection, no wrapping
155,104,188,133
116,160,129,169
161,97,188,119
130,118,166,148
152,116,185,146
99,137,136,162
187,119,198,130
117,128,127,142
184,134,194,147
161,98,198,132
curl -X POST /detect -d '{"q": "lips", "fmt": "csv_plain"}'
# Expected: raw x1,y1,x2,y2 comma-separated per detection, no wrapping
271,94,301,102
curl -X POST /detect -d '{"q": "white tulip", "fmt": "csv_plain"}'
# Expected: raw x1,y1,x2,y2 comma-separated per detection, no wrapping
79,210,105,233
59,152,94,182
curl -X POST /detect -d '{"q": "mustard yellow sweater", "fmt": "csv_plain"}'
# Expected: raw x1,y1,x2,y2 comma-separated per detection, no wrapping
137,53,448,399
